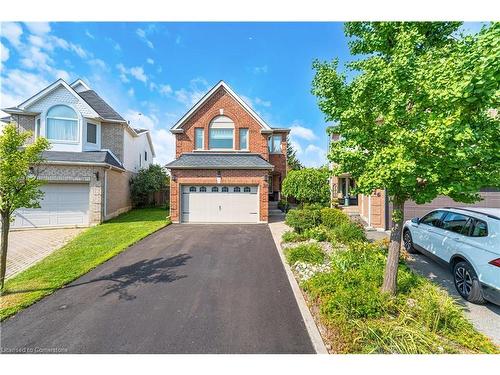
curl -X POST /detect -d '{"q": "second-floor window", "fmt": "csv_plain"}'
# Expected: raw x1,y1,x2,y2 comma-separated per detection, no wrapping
195,128,204,150
144,151,148,161
268,135,282,154
87,123,97,144
239,128,249,150
209,115,234,150
46,105,79,142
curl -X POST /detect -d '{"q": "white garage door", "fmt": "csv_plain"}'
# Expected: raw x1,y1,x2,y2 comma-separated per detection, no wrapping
12,183,90,228
181,185,259,223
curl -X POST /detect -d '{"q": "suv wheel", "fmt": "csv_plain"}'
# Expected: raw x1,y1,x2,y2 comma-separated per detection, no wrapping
453,261,486,304
403,229,418,254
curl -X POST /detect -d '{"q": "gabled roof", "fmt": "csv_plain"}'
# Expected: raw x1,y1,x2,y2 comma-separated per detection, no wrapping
15,79,99,118
78,90,126,122
165,152,274,170
170,80,272,132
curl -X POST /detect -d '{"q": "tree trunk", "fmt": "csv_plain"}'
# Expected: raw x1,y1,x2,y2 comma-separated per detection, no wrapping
381,198,405,295
0,211,10,293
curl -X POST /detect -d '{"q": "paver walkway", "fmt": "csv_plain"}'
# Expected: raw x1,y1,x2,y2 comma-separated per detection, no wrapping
6,228,85,279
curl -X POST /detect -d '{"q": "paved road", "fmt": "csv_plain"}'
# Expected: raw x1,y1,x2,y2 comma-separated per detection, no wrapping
0,224,314,354
407,253,500,345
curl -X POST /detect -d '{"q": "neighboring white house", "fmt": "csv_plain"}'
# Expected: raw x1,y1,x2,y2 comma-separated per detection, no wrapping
1,78,155,229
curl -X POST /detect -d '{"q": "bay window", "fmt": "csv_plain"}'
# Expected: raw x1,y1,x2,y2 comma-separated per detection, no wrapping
268,135,282,154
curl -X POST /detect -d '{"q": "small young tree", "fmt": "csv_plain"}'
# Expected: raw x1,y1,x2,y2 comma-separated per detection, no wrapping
282,168,330,206
0,123,50,291
312,22,500,295
286,136,303,170
130,164,169,207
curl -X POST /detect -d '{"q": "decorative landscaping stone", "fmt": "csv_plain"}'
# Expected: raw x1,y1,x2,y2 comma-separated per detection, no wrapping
292,260,331,282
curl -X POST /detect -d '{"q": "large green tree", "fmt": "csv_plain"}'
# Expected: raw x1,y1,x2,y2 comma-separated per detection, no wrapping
130,164,169,207
0,123,50,291
312,22,500,295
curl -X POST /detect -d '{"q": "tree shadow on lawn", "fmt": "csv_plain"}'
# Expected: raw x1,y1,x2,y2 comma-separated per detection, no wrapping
4,254,192,301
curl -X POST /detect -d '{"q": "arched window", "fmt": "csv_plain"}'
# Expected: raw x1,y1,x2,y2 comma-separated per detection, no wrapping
46,105,79,142
209,115,234,149
189,186,197,192
244,187,251,193
199,186,207,192
233,187,241,193
221,186,229,192
211,186,219,192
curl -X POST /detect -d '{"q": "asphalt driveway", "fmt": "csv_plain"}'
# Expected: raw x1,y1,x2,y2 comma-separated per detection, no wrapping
0,224,314,354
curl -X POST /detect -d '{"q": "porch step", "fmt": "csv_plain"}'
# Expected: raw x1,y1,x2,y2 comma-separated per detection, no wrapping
269,201,279,209
269,209,284,216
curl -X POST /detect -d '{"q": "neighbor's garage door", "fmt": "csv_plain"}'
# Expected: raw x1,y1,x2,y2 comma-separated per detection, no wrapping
181,185,259,223
12,183,90,228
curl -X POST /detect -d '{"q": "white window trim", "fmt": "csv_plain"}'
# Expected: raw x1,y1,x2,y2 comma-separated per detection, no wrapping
194,128,205,150
45,105,80,144
269,135,282,154
85,121,100,149
239,128,249,150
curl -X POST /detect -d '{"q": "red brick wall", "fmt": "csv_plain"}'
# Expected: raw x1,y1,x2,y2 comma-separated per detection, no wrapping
269,131,287,193
169,169,269,223
175,87,270,159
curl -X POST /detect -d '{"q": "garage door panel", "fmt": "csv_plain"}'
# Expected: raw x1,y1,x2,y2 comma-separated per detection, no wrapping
12,183,90,228
181,185,259,223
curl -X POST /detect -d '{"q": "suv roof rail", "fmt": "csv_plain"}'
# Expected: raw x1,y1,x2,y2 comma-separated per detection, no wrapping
443,207,500,221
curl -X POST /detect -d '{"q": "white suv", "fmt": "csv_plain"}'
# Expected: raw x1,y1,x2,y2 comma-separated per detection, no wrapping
403,207,500,305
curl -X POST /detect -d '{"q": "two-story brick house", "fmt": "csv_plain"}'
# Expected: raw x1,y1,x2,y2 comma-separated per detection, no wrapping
2,78,155,229
166,81,289,223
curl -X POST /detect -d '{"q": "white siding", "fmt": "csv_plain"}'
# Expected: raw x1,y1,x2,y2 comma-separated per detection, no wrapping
123,130,153,172
25,85,100,152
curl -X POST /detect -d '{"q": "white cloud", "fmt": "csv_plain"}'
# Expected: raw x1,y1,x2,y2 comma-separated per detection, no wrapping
0,40,10,62
25,22,51,35
301,144,327,167
159,84,173,95
1,22,23,48
0,69,50,108
88,58,107,70
254,97,271,107
116,64,147,83
85,30,95,39
174,77,209,106
290,125,318,141
130,66,147,82
69,44,88,59
253,65,268,74
147,58,154,65
136,28,154,49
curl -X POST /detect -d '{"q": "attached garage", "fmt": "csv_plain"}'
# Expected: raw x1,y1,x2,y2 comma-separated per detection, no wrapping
12,183,90,228
181,185,259,223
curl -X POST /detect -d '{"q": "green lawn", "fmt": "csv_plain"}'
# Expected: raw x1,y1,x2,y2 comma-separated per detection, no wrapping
0,208,170,321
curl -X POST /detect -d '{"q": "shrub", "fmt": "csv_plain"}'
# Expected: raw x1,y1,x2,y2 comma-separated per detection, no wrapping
277,199,290,212
301,240,498,353
284,243,325,265
282,230,307,243
327,221,367,244
285,208,321,233
282,168,330,205
130,164,169,207
320,207,350,228
303,226,328,242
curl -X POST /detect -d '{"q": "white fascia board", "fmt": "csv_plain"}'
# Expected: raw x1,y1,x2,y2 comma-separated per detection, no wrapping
19,79,100,119
69,79,91,91
171,81,272,131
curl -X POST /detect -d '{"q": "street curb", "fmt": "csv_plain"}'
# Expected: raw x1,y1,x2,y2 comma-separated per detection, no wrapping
268,221,328,354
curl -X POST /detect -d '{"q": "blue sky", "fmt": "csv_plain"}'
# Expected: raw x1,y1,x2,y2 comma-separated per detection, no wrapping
0,22,485,165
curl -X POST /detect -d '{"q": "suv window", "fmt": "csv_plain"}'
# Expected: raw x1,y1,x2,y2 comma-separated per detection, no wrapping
441,212,469,234
420,211,446,227
471,220,488,237
461,217,474,236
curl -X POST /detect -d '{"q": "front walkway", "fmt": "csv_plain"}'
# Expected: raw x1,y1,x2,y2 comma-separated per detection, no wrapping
6,228,85,279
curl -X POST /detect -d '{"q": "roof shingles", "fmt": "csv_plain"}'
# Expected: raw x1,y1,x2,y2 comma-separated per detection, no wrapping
165,153,274,170
41,151,124,169
77,90,125,122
